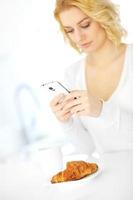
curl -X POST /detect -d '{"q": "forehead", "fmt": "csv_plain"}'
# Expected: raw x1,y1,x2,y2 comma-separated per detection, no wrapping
60,6,89,26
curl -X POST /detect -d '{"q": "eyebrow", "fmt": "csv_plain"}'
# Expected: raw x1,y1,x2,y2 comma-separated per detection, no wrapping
78,17,90,24
63,17,90,28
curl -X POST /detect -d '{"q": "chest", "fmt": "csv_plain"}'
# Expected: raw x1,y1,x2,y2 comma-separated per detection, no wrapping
86,57,125,101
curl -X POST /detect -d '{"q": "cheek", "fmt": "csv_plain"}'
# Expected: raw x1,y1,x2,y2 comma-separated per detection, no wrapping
91,23,106,40
69,35,76,42
95,29,107,47
67,34,76,43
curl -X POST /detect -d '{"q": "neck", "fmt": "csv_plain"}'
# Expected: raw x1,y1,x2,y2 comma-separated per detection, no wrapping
87,40,125,68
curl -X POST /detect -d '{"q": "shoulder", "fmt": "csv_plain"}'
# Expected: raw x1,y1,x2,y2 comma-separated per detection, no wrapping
63,56,86,90
127,43,133,64
128,42,133,49
65,56,85,76
127,43,133,55
126,43,133,76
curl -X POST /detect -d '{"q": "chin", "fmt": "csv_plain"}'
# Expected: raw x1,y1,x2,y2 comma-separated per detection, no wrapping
83,47,96,53
82,43,102,53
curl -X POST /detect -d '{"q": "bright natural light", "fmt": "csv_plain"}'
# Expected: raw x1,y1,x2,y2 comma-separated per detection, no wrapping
0,0,133,158
1,1,133,200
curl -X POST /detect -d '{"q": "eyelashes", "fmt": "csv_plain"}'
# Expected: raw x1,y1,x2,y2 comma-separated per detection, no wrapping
64,22,91,34
81,22,91,28
65,30,73,34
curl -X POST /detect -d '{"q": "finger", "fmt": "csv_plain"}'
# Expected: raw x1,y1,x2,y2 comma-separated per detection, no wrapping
62,112,71,121
50,93,65,107
70,104,85,114
63,90,88,104
63,90,82,102
79,95,89,105
56,110,72,121
52,100,73,114
76,110,86,116
62,93,76,103
52,103,63,113
54,103,72,115
63,98,81,111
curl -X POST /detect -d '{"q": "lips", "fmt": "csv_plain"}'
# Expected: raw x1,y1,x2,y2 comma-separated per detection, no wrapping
80,41,92,48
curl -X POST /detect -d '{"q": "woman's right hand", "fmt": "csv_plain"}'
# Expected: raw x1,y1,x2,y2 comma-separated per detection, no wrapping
50,93,72,122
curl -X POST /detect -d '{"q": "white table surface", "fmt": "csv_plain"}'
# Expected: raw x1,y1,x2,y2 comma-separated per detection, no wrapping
0,149,133,200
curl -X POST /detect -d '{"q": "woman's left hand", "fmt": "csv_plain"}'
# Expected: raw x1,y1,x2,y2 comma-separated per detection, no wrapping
61,90,103,117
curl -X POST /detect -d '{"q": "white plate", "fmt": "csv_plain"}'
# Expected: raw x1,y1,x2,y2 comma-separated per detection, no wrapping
44,164,102,190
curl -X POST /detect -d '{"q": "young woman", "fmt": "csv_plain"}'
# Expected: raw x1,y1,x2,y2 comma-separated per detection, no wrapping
50,1,133,198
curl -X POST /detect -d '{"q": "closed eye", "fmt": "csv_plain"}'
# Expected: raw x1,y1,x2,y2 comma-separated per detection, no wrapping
64,21,91,34
80,22,91,28
64,29,74,34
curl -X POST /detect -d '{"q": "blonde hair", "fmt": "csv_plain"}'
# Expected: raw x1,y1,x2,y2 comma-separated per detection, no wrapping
54,0,127,52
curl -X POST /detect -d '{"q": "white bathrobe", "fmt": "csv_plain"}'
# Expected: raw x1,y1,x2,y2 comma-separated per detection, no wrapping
57,43,133,200
60,43,133,155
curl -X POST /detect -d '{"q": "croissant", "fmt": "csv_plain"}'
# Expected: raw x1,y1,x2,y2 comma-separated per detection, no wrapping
51,160,98,184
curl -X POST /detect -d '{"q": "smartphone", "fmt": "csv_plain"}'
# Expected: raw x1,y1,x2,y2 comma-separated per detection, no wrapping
41,81,70,96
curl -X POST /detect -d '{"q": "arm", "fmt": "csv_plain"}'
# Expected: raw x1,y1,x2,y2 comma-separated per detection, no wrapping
50,93,96,155
50,61,96,155
59,116,96,155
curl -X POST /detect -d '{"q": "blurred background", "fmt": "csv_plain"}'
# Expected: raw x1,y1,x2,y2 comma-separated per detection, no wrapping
0,0,133,160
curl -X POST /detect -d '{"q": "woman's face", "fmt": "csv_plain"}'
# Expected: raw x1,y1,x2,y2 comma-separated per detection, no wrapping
60,6,108,53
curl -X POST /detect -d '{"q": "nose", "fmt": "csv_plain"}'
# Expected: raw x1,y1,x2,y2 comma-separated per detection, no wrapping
74,28,85,44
